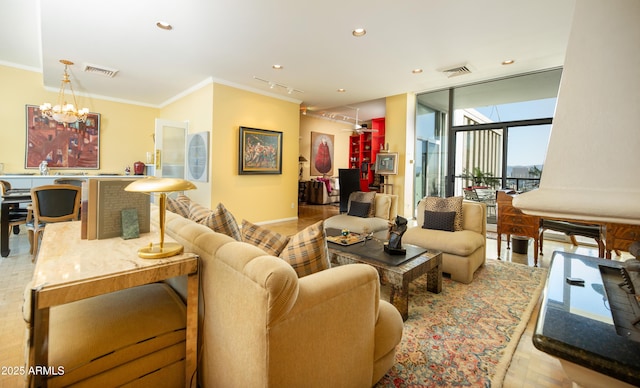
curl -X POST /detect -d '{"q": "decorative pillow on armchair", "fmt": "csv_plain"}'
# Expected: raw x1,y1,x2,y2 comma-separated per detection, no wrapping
347,191,376,217
241,220,290,256
422,210,456,232
347,201,371,218
189,202,242,241
424,196,464,231
279,221,330,278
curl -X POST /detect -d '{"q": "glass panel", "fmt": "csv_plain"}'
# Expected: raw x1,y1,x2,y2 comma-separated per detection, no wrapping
505,124,550,192
415,98,448,214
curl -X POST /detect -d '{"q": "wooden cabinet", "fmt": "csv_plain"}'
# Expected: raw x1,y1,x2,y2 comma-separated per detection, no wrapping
348,118,385,191
497,191,542,265
605,223,640,259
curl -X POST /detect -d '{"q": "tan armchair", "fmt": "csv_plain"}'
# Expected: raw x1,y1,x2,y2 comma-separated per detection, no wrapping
404,200,487,283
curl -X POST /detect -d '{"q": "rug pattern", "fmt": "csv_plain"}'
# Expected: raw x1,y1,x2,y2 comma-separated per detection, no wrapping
375,259,547,388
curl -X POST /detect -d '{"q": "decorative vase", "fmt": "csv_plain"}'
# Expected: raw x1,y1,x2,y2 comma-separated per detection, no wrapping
133,161,145,175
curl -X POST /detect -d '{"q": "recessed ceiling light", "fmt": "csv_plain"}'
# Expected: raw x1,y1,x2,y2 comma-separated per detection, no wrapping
352,28,366,37
337,88,346,92
412,68,423,74
502,59,515,65
272,64,283,70
156,21,173,30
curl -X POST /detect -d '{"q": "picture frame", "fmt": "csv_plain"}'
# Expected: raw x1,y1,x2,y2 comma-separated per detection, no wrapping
25,104,101,169
375,152,398,175
238,126,283,175
310,132,334,176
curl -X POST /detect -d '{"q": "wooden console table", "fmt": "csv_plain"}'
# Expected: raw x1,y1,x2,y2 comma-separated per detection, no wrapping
29,221,199,387
497,191,541,266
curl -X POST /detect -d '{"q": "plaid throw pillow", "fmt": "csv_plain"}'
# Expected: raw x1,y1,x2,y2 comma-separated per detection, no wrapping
241,220,290,256
424,196,463,231
347,191,376,217
166,194,191,218
189,202,242,241
279,221,330,278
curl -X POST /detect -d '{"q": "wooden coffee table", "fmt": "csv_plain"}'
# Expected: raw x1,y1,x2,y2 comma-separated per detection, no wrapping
326,229,442,321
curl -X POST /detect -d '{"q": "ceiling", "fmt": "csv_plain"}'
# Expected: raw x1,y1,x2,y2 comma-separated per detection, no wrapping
1,0,575,123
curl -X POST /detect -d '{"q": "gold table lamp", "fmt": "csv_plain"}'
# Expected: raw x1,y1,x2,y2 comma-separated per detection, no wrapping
125,177,196,259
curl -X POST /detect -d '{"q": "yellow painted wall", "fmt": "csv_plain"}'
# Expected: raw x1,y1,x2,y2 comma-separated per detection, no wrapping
0,65,158,174
210,83,300,224
384,93,415,217
160,83,214,207
299,114,351,181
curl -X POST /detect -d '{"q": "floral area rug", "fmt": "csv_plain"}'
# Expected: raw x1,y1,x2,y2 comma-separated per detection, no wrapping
376,259,547,388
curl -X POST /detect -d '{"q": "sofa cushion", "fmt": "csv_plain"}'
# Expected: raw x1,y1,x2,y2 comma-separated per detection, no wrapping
374,194,392,220
404,228,485,257
166,194,191,218
424,196,463,231
279,221,330,277
242,219,290,256
347,201,371,218
348,191,376,218
189,202,242,241
423,210,456,232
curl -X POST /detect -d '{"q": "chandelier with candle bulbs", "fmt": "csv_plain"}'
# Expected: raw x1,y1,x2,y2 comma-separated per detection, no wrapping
40,59,89,125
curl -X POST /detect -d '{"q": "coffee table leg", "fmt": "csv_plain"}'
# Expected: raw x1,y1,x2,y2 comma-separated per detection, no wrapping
426,264,442,294
389,285,409,321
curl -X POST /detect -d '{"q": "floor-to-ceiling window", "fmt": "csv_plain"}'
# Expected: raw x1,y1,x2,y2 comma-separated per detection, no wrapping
414,68,562,221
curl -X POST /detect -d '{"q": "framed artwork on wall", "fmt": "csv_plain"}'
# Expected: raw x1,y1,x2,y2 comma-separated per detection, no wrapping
310,132,334,177
375,152,398,175
186,131,209,182
238,126,283,175
24,104,101,169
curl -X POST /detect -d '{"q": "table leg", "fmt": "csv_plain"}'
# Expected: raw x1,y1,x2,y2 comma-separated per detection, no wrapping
185,270,199,387
426,264,442,294
31,288,50,388
497,231,502,260
389,285,409,321
1,202,10,257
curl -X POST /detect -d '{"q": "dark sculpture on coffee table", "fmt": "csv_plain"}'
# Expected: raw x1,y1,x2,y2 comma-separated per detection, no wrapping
384,216,408,255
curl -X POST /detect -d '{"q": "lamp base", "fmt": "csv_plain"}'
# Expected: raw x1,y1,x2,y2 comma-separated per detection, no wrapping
137,242,184,259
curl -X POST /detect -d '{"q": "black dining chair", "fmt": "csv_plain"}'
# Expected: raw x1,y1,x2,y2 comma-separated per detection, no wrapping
26,184,81,260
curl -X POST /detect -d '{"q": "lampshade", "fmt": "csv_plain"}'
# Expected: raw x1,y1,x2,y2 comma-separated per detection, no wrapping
125,177,196,259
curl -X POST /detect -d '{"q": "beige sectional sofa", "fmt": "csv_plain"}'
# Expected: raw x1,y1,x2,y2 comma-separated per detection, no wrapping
324,193,398,239
24,205,403,387
403,200,487,284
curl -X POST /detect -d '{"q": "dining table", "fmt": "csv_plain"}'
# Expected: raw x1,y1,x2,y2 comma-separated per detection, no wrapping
1,188,31,257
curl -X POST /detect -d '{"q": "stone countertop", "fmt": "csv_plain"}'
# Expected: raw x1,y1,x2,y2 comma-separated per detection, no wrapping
533,251,640,385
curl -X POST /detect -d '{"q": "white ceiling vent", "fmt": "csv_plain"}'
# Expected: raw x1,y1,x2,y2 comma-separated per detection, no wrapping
83,64,119,78
440,64,472,78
